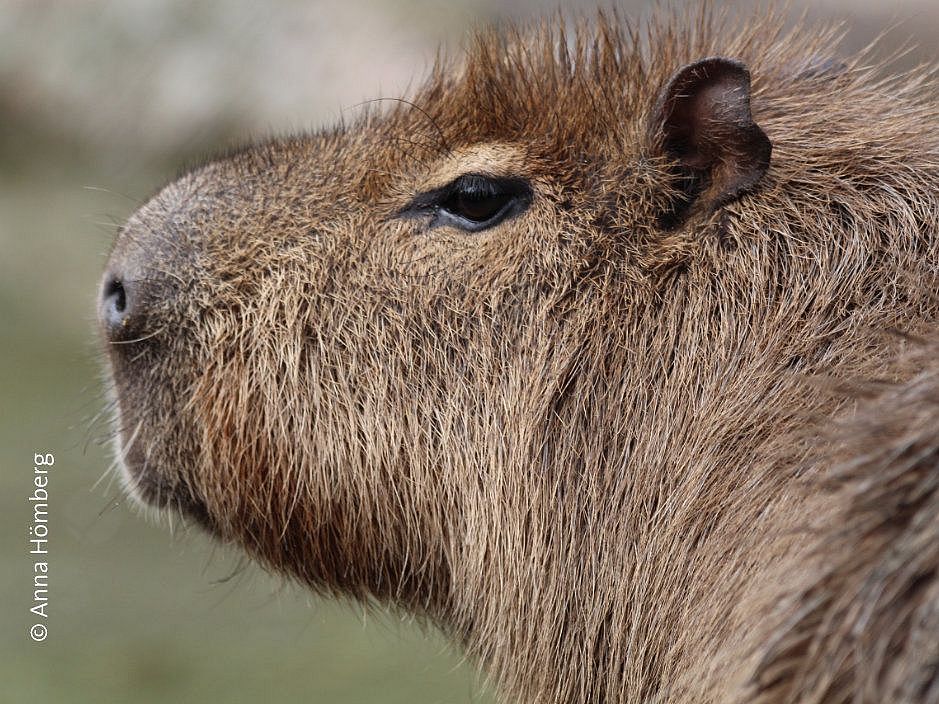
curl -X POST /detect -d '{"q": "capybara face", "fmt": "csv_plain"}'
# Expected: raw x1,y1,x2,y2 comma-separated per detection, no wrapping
99,125,585,594
98,10,939,704
99,28,744,595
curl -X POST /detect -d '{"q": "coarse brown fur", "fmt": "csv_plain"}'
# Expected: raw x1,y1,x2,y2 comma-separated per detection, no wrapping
98,6,939,703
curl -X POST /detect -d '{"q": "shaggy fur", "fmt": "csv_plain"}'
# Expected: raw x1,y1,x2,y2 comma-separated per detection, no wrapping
99,6,939,703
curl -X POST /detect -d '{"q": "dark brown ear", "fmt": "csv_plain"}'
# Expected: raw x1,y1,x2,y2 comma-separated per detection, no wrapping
653,57,771,220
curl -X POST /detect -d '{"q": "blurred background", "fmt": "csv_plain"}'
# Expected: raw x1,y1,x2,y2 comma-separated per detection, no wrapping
0,1,935,702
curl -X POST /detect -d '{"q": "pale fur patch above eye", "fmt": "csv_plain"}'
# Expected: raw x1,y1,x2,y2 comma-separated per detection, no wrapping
422,143,531,191
384,142,531,210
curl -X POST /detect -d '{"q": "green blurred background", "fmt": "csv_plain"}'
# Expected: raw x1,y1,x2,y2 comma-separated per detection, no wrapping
1,1,934,702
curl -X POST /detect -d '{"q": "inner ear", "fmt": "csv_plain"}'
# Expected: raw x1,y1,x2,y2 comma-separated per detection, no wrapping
652,57,772,223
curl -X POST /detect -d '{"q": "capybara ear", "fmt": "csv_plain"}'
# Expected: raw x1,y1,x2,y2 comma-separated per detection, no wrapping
652,57,772,218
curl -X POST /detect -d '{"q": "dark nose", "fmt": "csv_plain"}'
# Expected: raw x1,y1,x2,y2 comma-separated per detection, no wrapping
100,184,198,344
101,276,128,327
99,270,150,342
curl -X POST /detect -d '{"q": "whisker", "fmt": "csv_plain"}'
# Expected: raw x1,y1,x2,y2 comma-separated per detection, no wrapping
107,325,168,346
96,495,123,519
352,96,453,157
83,185,145,206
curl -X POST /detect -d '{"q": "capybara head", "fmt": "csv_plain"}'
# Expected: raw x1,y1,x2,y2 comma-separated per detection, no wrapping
98,8,939,703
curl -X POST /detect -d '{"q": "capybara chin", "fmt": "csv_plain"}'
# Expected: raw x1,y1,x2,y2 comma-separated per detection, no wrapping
97,6,939,703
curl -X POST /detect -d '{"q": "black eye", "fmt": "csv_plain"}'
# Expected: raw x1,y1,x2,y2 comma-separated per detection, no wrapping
400,173,532,232
441,175,515,224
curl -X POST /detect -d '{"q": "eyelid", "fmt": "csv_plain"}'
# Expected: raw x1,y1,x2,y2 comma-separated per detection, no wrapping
397,173,532,219
435,197,517,232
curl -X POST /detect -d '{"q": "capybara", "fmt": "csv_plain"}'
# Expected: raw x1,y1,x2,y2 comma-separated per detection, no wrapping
97,7,939,703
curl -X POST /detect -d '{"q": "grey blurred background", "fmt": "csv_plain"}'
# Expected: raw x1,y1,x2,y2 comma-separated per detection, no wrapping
0,1,935,702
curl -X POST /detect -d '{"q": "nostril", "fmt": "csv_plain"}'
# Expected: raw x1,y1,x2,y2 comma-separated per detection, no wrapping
104,278,127,316
101,276,132,332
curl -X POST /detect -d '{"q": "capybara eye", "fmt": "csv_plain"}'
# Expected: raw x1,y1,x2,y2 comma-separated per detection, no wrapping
441,174,517,225
400,173,532,232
